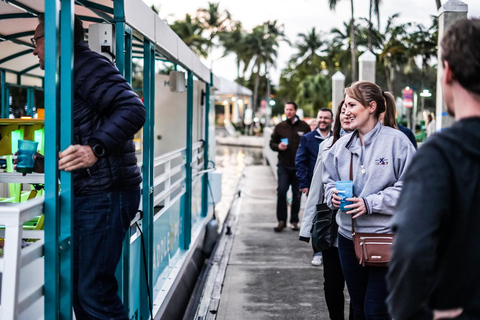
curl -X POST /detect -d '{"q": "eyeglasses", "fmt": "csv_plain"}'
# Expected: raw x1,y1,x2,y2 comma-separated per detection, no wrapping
30,35,44,48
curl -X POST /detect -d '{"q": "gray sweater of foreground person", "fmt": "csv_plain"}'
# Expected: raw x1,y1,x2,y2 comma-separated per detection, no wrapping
323,121,416,240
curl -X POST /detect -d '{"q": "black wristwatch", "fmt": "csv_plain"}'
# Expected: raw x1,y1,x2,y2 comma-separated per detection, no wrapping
90,143,105,158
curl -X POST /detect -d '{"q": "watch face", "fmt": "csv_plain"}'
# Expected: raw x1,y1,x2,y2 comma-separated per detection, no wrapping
93,144,105,157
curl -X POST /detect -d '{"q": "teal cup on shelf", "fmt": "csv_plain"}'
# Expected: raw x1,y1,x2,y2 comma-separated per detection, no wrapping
16,139,38,174
335,180,353,211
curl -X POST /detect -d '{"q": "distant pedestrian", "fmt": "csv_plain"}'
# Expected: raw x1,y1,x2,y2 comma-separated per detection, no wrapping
426,113,436,139
323,81,415,320
270,102,310,232
387,18,480,320
308,118,318,132
300,101,354,319
296,108,333,265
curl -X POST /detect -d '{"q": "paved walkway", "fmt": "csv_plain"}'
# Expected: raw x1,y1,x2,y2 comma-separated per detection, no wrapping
215,165,334,320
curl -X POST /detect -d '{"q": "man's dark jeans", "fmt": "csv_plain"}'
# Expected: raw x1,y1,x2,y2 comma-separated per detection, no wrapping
276,165,301,224
73,188,140,320
338,234,391,320
323,247,354,320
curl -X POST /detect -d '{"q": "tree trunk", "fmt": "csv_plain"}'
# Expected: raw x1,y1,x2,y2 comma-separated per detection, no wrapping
368,0,373,51
385,66,394,93
435,0,442,10
350,0,357,82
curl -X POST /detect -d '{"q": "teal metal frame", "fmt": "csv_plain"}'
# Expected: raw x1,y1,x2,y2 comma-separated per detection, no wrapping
44,0,74,319
201,79,211,217
184,70,194,249
141,38,155,320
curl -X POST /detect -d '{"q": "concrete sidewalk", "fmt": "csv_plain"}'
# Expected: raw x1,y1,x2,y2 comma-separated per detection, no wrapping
215,165,333,320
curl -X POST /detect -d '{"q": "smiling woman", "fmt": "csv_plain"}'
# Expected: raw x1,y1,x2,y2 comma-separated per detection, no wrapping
322,81,416,319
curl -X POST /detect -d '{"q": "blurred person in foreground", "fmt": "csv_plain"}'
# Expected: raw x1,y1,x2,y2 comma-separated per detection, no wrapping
387,18,480,320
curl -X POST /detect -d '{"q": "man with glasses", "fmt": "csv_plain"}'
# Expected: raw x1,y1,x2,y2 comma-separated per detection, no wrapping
31,15,145,319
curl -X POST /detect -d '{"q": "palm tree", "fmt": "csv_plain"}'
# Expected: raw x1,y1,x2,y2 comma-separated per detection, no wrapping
170,14,211,58
368,0,382,50
296,73,331,116
218,22,246,80
196,2,232,54
327,0,357,81
242,21,287,113
376,14,409,92
328,20,363,83
292,27,327,74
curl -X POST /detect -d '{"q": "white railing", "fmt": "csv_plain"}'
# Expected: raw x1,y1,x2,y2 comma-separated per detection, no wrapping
0,197,45,320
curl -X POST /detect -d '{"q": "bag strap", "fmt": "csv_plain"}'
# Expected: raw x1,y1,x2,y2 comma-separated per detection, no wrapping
349,153,356,235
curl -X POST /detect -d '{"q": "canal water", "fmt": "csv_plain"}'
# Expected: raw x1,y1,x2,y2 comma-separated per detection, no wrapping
213,145,264,226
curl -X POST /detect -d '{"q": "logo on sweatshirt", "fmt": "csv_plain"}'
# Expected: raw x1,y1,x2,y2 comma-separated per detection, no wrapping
375,158,388,165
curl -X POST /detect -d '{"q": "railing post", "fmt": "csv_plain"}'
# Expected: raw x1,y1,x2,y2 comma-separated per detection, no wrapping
201,79,211,217
184,70,193,248
436,0,468,131
141,39,155,320
332,71,345,116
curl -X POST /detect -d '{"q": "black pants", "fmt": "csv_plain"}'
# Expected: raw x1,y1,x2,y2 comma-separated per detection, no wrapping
323,247,354,320
276,166,300,223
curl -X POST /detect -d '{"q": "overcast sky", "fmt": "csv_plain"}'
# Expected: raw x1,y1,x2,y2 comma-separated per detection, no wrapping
143,0,480,84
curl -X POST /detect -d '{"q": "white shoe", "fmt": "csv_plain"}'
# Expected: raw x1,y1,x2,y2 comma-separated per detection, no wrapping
311,255,323,266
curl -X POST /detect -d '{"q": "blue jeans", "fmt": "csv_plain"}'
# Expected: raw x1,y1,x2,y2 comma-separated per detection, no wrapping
276,166,301,223
338,234,391,320
73,188,140,320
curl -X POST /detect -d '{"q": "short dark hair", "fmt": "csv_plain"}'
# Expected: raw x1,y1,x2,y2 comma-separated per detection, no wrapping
38,14,85,42
318,108,333,118
441,18,480,95
285,101,298,110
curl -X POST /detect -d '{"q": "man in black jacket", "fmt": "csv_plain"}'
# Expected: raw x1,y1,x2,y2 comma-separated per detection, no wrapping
270,102,310,232
387,18,480,320
32,16,146,319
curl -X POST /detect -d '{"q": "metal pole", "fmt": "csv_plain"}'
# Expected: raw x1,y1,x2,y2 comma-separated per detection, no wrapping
201,79,211,217
59,1,74,318
184,70,193,248
141,39,155,320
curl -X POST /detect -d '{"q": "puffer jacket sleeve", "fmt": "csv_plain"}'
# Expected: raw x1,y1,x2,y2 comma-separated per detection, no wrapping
295,134,309,189
75,48,146,156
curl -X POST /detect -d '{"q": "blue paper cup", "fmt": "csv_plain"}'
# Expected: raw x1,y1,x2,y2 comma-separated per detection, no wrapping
335,180,353,211
16,140,38,174
281,138,289,145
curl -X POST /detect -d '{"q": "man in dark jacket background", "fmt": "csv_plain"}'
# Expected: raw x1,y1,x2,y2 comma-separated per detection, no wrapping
33,16,146,319
270,102,310,232
387,18,480,320
295,108,333,195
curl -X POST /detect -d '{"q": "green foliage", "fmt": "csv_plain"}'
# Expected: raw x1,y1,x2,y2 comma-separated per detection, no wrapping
295,73,332,117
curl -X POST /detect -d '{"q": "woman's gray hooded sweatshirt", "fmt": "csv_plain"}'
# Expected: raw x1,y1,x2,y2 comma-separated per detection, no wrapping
323,121,416,240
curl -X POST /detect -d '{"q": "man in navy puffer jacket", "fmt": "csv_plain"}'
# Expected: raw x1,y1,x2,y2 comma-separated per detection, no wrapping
295,108,333,194
33,15,145,319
